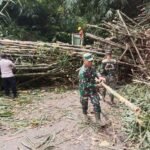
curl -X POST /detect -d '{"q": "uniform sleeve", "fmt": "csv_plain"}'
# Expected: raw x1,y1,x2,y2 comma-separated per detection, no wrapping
94,68,101,78
98,61,105,76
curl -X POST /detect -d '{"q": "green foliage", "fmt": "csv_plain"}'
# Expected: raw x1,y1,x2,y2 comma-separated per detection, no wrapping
67,0,128,23
0,0,129,40
0,0,150,41
0,22,48,41
119,84,150,149
0,0,81,41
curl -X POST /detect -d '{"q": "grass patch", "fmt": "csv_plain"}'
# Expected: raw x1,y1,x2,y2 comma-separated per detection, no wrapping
0,110,13,117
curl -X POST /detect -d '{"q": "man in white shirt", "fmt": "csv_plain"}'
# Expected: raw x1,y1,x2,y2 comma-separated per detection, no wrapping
0,54,17,98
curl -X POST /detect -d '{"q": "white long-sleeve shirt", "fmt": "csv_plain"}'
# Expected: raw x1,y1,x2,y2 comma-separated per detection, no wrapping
0,59,15,78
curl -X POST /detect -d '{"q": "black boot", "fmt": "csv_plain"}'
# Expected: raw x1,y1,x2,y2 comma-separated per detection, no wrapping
110,95,115,104
95,113,101,121
95,113,105,127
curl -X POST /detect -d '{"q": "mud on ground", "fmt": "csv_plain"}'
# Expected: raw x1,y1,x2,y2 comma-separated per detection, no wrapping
0,89,134,150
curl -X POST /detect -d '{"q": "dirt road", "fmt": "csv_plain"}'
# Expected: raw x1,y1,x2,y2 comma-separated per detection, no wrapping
0,90,133,150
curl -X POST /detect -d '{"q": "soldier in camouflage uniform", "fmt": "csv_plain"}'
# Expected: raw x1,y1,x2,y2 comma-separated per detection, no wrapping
79,53,105,124
98,50,117,104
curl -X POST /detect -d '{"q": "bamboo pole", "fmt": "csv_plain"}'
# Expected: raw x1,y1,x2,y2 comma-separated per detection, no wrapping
117,61,145,69
119,46,129,60
138,15,150,25
101,82,141,114
86,24,112,34
133,79,150,86
52,44,105,55
86,33,126,49
0,0,11,13
0,39,105,55
15,71,65,77
117,10,145,66
16,63,58,70
120,11,139,26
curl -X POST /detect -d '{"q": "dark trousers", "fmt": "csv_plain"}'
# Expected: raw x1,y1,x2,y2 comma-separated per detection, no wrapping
2,77,17,97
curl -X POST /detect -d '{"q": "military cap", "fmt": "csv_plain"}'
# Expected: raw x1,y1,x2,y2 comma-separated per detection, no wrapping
83,53,93,61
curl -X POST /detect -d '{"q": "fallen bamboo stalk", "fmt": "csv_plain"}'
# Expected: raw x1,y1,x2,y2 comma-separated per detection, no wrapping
101,82,141,114
15,71,65,77
0,39,105,55
120,11,139,26
0,50,33,54
3,54,48,58
86,33,126,49
52,44,105,55
119,45,129,60
16,63,58,70
16,66,51,70
117,61,145,69
133,79,150,86
0,39,52,46
138,15,150,25
0,0,10,13
86,24,112,34
16,64,48,67
117,10,145,66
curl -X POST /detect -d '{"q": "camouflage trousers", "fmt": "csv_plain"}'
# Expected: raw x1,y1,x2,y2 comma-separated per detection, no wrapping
101,76,116,102
80,93,101,114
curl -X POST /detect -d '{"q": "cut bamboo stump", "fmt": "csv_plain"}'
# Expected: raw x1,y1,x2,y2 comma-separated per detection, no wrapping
101,82,141,114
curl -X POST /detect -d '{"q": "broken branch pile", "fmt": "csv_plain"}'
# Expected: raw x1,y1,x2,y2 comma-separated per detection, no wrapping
0,39,90,85
86,9,150,84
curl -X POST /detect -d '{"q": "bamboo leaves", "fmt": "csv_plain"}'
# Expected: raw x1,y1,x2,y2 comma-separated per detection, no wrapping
119,84,150,149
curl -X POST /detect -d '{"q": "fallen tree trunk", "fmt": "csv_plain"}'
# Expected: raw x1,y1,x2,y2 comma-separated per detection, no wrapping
101,82,141,114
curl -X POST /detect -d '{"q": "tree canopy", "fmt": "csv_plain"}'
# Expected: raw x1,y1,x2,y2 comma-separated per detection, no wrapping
0,0,149,41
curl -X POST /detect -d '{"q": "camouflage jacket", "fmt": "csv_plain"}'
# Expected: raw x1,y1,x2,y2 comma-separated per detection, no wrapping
79,65,100,97
98,58,117,77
